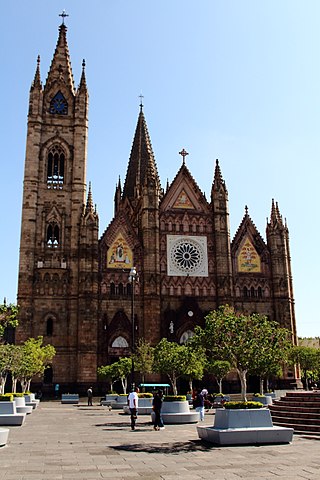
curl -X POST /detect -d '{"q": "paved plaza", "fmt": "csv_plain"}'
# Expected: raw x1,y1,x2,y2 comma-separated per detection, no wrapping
1,399,320,480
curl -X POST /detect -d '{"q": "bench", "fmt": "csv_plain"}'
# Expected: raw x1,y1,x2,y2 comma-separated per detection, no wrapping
61,394,79,404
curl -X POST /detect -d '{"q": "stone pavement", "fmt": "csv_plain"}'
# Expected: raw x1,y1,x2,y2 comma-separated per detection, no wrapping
1,399,320,480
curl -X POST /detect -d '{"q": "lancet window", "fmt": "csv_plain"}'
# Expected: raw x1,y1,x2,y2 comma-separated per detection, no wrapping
47,146,65,189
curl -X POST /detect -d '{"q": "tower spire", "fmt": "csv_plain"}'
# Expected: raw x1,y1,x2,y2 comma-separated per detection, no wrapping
123,106,161,199
86,182,94,213
45,19,75,93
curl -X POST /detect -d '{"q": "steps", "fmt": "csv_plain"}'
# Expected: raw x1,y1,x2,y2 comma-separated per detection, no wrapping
270,391,320,436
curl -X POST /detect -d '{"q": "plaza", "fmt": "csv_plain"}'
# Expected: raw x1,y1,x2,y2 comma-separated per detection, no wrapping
1,399,320,480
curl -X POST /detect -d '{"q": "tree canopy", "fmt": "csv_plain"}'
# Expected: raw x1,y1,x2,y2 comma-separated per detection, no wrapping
193,305,292,400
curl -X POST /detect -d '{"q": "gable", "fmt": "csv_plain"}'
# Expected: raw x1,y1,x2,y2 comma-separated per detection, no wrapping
160,165,210,214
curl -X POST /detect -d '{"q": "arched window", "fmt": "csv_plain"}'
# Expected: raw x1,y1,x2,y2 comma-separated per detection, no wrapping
250,287,255,298
127,283,132,296
47,146,65,189
110,282,115,296
111,336,129,348
46,318,53,336
47,224,60,248
118,283,124,296
243,287,248,297
258,287,263,298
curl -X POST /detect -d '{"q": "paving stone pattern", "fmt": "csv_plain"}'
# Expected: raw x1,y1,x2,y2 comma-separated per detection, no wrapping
1,400,320,479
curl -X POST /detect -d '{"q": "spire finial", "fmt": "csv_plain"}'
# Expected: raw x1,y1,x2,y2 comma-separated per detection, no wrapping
245,205,248,215
179,148,189,165
139,93,144,111
59,10,69,25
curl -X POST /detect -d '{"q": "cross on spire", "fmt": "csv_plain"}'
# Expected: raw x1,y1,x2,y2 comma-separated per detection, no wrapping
139,93,144,111
179,148,189,165
59,10,69,25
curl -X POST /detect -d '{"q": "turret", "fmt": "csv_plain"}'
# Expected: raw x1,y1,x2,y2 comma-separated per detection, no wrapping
266,199,297,340
211,159,233,303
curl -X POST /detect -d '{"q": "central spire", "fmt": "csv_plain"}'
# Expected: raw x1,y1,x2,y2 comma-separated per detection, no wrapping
122,104,160,200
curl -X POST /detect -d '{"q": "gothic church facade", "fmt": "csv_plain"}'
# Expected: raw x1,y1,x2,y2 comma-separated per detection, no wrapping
16,23,298,390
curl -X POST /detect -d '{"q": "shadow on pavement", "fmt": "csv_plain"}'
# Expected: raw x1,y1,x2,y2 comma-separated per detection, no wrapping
110,440,218,454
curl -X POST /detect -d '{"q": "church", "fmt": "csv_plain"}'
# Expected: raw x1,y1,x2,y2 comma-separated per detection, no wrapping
16,20,298,392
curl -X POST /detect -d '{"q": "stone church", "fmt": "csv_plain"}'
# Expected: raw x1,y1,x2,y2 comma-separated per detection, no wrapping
16,21,298,391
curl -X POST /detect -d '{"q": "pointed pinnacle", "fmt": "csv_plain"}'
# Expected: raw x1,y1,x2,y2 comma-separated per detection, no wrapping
86,182,94,213
32,55,42,89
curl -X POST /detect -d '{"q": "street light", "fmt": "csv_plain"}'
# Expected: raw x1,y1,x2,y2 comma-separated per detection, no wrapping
128,266,138,390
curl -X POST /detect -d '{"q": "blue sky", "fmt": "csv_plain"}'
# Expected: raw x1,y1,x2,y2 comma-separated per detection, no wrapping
1,1,319,337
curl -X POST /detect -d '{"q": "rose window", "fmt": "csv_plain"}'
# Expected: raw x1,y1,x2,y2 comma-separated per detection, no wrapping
171,240,203,273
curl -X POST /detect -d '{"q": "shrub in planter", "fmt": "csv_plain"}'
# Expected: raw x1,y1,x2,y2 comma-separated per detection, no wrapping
12,393,25,398
0,394,13,402
253,393,265,397
138,393,153,398
163,395,186,402
224,401,263,409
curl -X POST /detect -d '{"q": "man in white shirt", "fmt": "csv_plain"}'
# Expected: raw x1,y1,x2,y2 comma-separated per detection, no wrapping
127,387,139,430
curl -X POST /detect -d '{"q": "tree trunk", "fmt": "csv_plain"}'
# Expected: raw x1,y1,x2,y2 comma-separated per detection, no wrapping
259,376,264,395
237,368,247,402
189,378,193,392
219,378,223,394
12,377,17,393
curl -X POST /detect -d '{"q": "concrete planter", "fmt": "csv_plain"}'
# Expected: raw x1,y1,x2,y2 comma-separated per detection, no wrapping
112,396,128,409
14,397,33,414
123,397,153,415
0,428,9,446
24,394,39,409
197,408,293,445
252,395,273,406
0,401,26,425
152,400,199,424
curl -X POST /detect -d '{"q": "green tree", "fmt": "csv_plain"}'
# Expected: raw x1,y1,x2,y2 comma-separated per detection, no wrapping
133,339,154,385
289,346,319,390
194,305,292,401
0,344,17,393
183,344,206,392
101,358,132,394
206,360,231,394
153,338,196,394
97,363,118,393
0,302,19,340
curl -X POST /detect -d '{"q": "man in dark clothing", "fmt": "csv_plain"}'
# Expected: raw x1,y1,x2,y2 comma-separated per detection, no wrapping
152,390,164,430
87,387,93,406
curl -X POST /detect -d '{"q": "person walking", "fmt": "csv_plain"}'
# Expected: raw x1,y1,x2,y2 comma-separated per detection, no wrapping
194,388,205,421
87,387,93,406
152,389,164,431
127,387,139,431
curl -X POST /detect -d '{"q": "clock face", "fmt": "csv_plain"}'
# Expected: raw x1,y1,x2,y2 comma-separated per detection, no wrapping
167,235,208,277
49,91,68,115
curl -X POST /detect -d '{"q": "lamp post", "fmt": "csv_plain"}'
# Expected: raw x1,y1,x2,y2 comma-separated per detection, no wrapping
128,267,138,391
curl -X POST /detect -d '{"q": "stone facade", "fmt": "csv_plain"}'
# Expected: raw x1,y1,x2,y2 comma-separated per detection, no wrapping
16,23,298,391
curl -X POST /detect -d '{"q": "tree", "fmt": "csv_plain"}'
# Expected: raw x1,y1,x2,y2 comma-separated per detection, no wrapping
194,305,292,401
0,302,19,340
107,357,132,393
206,360,231,394
183,344,206,392
289,346,319,390
153,338,200,394
97,363,118,393
133,339,154,385
0,344,17,393
18,337,56,392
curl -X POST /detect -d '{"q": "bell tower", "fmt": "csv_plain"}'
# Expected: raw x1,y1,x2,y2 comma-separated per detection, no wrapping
17,16,99,389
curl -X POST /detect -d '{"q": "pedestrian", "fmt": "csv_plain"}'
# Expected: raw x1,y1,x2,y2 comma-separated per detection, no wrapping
127,387,139,431
194,388,205,421
54,383,60,399
87,386,93,406
152,389,164,431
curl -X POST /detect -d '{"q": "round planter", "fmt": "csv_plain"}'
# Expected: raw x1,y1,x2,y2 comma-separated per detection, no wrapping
151,400,200,424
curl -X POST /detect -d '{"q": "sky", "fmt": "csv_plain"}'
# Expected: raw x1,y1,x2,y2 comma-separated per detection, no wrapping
1,1,319,337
